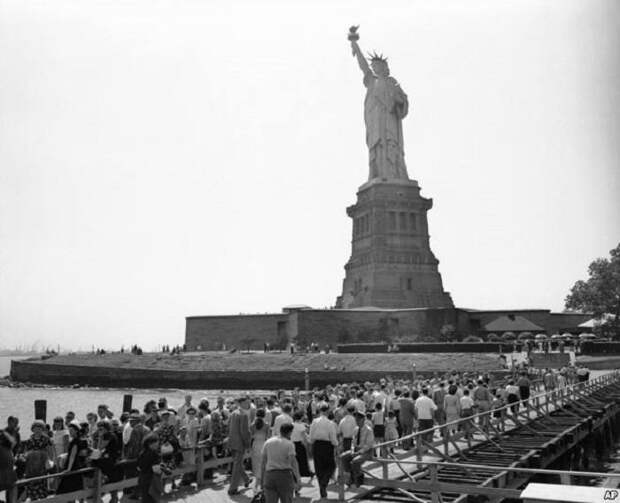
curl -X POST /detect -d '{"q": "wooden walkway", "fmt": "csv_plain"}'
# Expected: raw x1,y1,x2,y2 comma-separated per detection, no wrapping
6,372,620,503
348,371,620,502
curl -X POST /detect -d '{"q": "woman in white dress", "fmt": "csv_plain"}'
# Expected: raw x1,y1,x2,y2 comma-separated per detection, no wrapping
250,408,269,487
443,385,461,435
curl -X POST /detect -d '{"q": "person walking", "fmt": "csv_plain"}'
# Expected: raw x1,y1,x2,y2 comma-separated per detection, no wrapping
228,396,252,495
258,423,300,503
291,411,313,482
443,385,461,436
505,380,520,415
414,388,437,443
250,409,269,487
397,391,415,449
517,372,531,410
309,403,338,499
272,404,293,437
371,403,386,455
384,411,399,452
350,411,374,487
432,382,447,434
338,406,357,453
472,380,493,433
459,389,475,440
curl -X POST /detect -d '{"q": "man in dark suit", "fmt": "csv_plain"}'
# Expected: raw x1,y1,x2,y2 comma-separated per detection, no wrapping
124,413,149,460
397,391,415,449
122,413,149,499
227,396,252,495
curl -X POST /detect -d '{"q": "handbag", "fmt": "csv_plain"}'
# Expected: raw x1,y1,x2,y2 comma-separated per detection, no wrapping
161,442,174,456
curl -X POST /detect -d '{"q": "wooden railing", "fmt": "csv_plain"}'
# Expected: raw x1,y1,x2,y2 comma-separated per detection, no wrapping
7,446,249,503
337,370,620,501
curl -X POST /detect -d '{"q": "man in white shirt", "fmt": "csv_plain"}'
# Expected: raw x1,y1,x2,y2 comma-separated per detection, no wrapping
122,411,135,447
177,394,193,420
259,423,300,503
415,388,437,441
309,403,338,498
338,406,357,452
272,404,293,437
347,391,366,414
372,385,388,410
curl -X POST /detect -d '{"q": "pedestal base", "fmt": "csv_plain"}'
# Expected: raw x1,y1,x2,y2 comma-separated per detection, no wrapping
336,179,453,309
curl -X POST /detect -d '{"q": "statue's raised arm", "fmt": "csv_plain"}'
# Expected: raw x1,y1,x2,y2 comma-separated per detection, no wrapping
348,26,371,78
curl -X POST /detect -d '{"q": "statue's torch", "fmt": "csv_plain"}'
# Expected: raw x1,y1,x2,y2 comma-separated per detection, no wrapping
348,25,360,55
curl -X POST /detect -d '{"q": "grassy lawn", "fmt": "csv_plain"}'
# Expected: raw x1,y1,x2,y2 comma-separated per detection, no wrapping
33,351,501,372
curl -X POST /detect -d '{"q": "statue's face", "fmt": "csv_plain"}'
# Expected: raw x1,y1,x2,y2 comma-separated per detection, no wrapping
371,60,389,77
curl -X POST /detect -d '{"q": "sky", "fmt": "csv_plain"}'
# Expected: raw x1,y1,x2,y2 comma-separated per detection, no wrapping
1,0,618,351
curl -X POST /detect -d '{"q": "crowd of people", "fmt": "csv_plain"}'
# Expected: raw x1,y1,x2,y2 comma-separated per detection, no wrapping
0,364,591,503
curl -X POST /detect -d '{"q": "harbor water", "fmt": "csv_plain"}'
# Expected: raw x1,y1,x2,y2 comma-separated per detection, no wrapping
0,356,259,425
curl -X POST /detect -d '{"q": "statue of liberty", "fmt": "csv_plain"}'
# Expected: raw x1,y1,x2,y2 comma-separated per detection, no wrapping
348,26,409,181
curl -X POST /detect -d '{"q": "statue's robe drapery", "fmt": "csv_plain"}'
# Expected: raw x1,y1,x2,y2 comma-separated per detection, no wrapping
363,72,409,180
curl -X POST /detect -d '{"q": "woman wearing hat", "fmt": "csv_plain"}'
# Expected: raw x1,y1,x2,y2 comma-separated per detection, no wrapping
51,417,69,468
179,407,200,485
21,420,54,500
57,421,88,494
154,410,180,489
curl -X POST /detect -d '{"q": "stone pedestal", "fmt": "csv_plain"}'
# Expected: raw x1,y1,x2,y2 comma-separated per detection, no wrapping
336,178,453,309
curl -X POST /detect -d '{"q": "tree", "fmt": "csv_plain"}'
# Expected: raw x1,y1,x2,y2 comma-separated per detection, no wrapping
565,243,620,339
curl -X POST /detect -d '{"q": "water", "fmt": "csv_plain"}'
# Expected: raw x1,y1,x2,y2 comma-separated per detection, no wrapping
0,356,258,426
0,355,28,377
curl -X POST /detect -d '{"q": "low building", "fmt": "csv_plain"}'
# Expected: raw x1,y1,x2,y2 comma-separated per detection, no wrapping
185,306,590,351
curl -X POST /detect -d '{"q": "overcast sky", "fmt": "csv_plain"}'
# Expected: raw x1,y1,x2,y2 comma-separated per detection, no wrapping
1,0,618,351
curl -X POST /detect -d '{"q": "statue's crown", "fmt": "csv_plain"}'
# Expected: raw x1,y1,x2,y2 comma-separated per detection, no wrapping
368,51,388,63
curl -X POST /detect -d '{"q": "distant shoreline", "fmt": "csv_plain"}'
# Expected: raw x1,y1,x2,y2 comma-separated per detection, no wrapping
0,352,40,357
